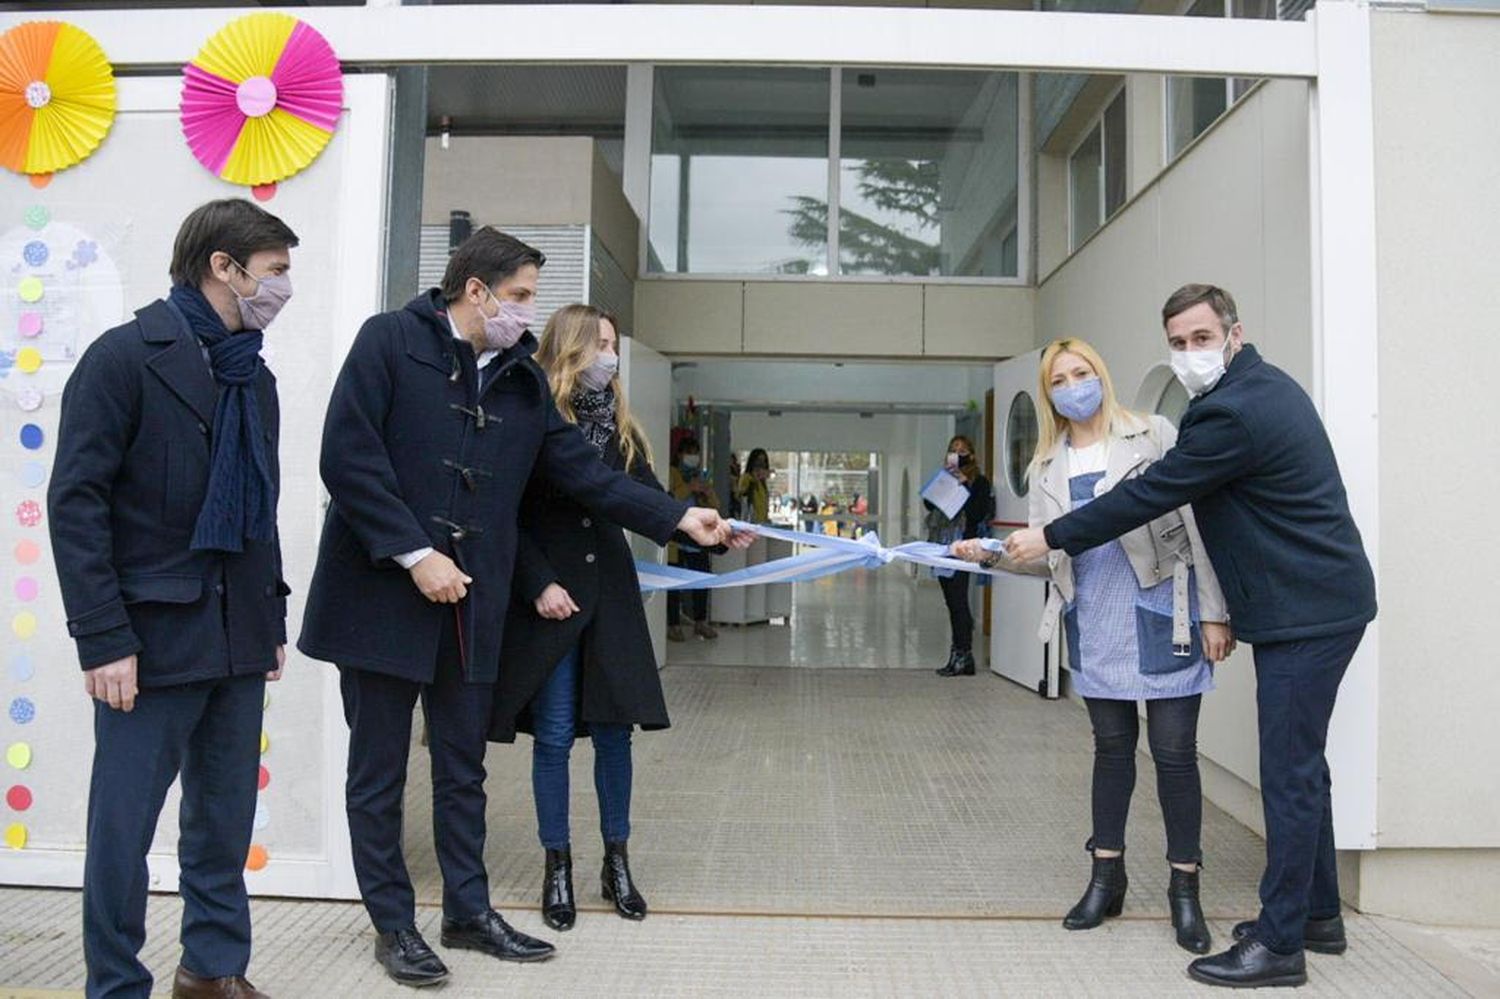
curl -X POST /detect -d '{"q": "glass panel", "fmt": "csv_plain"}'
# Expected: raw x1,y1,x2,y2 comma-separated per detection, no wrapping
1167,76,1229,159
649,67,829,275
1103,90,1127,219
1068,125,1102,250
838,69,1019,277
1156,377,1191,427
1005,392,1039,498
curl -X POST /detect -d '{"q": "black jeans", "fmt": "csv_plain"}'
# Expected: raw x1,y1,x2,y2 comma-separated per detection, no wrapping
1251,627,1364,955
939,572,974,652
668,549,711,625
1084,694,1203,865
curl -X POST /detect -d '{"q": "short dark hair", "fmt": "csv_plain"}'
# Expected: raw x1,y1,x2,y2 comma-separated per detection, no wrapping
676,435,701,457
170,199,299,288
746,448,770,471
1162,283,1239,332
441,226,546,301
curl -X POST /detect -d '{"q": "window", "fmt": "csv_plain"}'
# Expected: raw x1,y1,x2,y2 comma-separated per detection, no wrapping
1067,88,1126,251
763,451,879,530
649,67,830,275
1166,0,1277,159
1004,393,1039,498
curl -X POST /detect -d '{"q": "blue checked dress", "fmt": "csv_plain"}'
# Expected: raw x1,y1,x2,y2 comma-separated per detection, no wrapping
1063,449,1214,701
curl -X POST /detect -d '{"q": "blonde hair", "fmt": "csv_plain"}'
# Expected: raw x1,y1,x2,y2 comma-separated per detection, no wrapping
1029,338,1147,478
535,304,652,471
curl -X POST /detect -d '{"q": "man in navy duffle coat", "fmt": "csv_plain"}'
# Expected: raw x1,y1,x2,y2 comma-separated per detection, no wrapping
49,199,299,999
1006,284,1376,990
297,228,732,988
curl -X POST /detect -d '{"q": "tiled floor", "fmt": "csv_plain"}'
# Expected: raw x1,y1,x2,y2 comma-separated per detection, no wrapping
0,572,1490,996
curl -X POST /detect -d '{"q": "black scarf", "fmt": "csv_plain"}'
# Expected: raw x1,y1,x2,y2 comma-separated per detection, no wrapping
571,383,617,458
167,284,277,553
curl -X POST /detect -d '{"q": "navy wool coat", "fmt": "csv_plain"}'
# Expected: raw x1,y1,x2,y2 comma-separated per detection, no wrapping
490,435,669,743
48,299,288,685
297,291,688,684
1045,344,1376,644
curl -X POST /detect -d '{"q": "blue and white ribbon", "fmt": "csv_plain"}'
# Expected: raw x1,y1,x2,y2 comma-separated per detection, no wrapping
636,520,1003,592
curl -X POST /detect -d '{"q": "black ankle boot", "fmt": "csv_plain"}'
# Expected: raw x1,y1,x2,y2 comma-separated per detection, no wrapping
601,841,647,920
1063,849,1127,930
935,646,960,676
953,649,976,675
542,847,576,931
1169,867,1212,954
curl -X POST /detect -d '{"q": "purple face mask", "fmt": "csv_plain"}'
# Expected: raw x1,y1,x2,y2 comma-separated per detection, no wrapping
482,287,534,351
228,257,292,331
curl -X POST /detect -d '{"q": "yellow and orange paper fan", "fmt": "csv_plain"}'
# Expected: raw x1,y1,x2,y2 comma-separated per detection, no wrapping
0,21,116,175
181,12,343,187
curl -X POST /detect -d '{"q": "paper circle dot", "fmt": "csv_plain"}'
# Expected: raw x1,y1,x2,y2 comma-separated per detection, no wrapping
4,823,26,850
20,424,44,450
8,698,34,725
259,732,269,754
15,578,38,602
17,388,44,413
23,241,48,267
8,654,34,683
14,540,40,565
6,785,32,811
12,612,37,640
6,743,31,770
253,801,269,831
24,206,49,230
257,765,270,791
24,81,51,110
16,500,42,528
29,174,52,190
251,183,278,203
19,462,46,488
16,348,42,374
236,76,278,118
245,844,269,871
17,276,43,303
18,312,43,338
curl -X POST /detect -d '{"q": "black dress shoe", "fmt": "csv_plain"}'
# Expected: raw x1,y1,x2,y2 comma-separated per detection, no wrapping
1063,850,1127,930
1188,939,1307,989
375,927,450,988
1232,914,1347,955
440,909,556,963
543,847,577,932
1170,867,1212,954
601,841,648,920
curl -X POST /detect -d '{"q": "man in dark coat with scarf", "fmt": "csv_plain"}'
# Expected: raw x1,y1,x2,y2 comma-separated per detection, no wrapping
49,199,297,999
297,227,735,988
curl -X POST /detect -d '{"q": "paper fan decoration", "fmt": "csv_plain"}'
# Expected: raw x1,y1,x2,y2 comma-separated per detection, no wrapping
0,21,116,175
180,12,342,187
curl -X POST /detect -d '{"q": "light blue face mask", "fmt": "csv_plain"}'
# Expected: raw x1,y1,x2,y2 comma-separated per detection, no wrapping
1051,377,1103,422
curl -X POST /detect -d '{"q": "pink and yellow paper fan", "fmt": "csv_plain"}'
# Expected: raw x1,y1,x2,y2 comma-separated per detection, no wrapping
0,21,116,175
180,12,343,187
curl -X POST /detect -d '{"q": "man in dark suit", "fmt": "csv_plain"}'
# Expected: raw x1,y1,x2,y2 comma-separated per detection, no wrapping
298,228,734,988
49,199,298,999
1005,285,1376,989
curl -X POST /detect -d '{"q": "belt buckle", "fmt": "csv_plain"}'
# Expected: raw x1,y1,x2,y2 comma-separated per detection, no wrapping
1172,642,1193,658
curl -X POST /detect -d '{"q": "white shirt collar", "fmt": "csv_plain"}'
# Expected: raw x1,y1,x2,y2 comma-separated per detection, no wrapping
446,310,497,370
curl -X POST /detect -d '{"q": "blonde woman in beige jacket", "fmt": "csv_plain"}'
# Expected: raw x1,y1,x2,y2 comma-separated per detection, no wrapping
955,338,1232,955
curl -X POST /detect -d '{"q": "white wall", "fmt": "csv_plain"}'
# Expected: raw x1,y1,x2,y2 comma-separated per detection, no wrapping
1034,78,1313,806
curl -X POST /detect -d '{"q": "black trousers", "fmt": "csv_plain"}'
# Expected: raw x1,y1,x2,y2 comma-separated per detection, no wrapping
938,572,974,652
1251,627,1364,955
667,549,711,624
1083,694,1204,865
339,624,493,931
84,674,264,999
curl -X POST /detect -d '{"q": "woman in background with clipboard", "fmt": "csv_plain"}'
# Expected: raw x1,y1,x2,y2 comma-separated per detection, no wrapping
922,435,995,676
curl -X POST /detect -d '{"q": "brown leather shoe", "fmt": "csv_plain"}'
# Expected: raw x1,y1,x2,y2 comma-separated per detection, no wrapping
172,965,269,999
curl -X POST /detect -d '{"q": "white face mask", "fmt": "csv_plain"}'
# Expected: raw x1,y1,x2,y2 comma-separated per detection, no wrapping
578,350,619,392
1170,338,1234,397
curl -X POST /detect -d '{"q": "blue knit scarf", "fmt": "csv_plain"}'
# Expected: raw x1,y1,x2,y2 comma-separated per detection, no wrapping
168,284,277,553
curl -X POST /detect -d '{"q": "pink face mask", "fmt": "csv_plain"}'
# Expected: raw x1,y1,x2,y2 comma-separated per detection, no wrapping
228,257,292,330
482,287,534,351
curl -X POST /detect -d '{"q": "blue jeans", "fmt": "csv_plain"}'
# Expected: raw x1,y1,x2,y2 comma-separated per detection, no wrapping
1252,627,1365,954
531,646,633,850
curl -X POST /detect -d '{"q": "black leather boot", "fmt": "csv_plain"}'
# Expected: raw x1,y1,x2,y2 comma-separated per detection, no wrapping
601,841,648,920
1170,867,1212,954
542,847,576,931
935,646,960,676
1063,849,1127,930
953,649,976,676
1233,913,1347,955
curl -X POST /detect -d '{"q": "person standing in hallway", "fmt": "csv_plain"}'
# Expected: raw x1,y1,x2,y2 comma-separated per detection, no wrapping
666,435,720,643
954,338,1232,955
1004,285,1377,989
736,448,772,524
297,229,737,989
49,199,298,999
923,435,995,676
